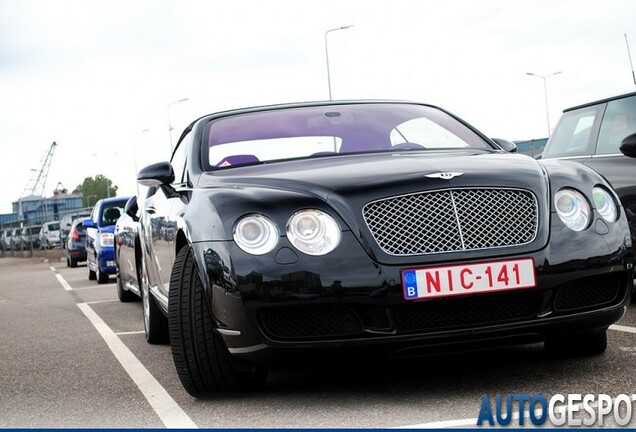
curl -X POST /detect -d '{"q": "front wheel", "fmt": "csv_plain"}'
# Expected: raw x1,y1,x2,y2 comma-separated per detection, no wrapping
97,265,109,284
141,260,168,344
169,246,267,397
88,261,96,280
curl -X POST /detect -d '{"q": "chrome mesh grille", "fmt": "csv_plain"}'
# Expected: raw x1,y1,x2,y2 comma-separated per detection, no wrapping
362,188,538,255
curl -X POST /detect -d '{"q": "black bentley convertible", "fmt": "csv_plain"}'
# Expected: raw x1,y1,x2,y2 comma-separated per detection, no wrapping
135,101,633,397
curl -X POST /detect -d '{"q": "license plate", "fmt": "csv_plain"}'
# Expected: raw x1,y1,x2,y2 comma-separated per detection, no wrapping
402,258,535,300
107,260,116,267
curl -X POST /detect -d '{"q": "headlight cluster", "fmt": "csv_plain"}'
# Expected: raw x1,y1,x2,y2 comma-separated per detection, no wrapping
592,187,618,223
233,215,279,255
233,210,341,256
555,187,618,231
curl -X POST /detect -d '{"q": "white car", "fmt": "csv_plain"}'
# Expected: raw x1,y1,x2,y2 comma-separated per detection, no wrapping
39,221,61,249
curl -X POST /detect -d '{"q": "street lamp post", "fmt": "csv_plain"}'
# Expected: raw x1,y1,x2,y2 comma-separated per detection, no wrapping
168,98,189,153
324,25,353,101
526,71,562,136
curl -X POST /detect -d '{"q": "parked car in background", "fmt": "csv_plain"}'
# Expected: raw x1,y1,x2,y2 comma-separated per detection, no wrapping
135,100,632,397
9,228,21,250
114,196,141,302
39,221,61,249
542,91,636,251
60,211,91,249
20,225,41,249
84,196,131,284
66,218,87,268
0,229,9,251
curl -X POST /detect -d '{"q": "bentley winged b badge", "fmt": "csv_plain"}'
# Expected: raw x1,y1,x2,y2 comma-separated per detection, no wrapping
424,171,464,180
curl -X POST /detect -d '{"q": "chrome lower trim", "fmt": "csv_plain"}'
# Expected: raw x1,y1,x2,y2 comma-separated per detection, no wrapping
124,281,141,296
216,328,242,336
150,284,169,310
228,344,268,354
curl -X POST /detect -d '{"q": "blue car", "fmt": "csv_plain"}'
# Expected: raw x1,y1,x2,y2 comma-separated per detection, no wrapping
84,197,131,284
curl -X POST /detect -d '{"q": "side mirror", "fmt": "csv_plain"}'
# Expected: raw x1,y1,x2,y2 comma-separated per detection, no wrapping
138,162,175,187
619,133,636,158
83,218,96,228
492,138,518,153
124,196,139,220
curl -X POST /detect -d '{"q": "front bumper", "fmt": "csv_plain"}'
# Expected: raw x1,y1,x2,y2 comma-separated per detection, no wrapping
192,216,633,365
97,247,116,274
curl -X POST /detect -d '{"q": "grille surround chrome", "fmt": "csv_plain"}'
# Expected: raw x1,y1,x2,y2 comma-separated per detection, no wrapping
362,188,539,256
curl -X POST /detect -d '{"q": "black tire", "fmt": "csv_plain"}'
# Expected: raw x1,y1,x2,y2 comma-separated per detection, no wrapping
545,329,608,357
97,266,109,284
117,272,136,302
141,260,169,344
69,256,77,268
88,263,96,280
66,256,71,267
169,246,267,397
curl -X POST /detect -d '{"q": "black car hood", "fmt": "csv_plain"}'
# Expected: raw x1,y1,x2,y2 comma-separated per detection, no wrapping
198,150,548,199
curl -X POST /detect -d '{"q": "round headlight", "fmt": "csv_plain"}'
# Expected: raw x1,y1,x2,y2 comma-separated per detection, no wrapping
593,187,618,223
233,214,279,255
554,189,591,231
287,210,341,256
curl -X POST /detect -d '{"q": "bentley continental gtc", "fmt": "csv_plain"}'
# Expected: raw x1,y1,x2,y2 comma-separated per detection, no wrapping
135,101,633,397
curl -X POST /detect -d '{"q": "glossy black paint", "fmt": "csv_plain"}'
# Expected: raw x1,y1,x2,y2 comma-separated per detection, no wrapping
138,100,633,366
138,161,174,187
620,132,636,157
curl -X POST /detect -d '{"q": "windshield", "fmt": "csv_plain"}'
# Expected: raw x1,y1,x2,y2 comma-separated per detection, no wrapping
48,222,60,231
100,202,126,227
203,103,492,170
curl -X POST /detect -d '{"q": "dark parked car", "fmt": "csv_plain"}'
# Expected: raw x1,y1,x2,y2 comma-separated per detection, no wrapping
60,211,91,249
66,218,87,267
542,91,636,252
115,196,141,302
84,196,131,284
135,100,632,397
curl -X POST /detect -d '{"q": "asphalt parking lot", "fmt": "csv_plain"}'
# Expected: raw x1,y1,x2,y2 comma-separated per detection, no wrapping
1,256,636,428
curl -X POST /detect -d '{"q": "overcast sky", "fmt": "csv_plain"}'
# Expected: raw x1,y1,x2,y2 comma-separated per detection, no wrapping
1,0,635,214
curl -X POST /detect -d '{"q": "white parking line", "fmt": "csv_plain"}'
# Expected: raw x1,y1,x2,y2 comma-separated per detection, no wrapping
84,299,120,305
78,304,197,428
50,268,197,428
70,285,113,291
51,269,73,291
610,324,636,334
115,330,146,336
